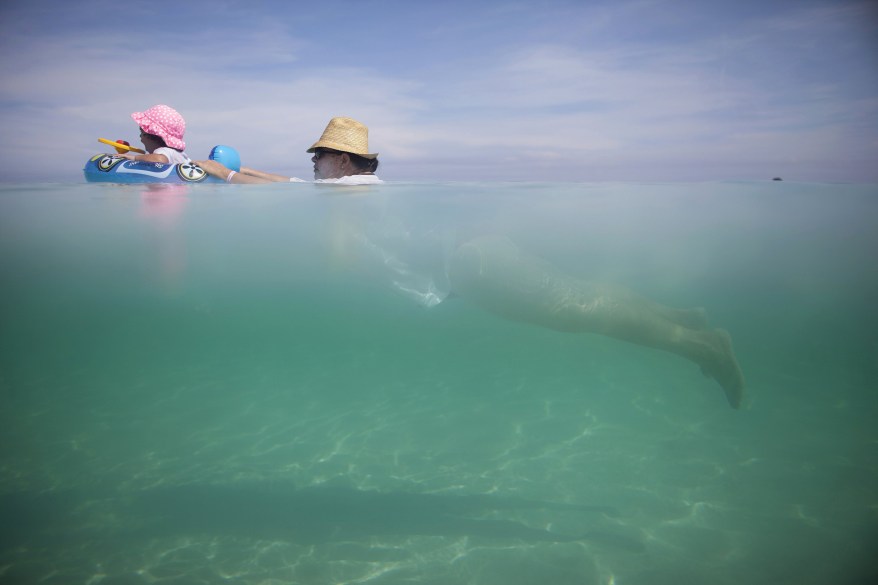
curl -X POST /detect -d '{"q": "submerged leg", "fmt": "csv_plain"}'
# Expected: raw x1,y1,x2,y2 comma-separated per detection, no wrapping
588,282,710,330
448,236,745,408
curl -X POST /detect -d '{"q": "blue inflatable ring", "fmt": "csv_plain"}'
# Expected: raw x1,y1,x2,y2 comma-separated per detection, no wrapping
83,154,223,183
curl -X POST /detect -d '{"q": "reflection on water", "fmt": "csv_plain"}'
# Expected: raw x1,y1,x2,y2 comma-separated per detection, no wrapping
0,181,876,584
139,184,189,294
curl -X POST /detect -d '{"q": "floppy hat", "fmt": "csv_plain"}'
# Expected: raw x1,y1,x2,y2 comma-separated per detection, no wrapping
307,117,377,159
131,105,186,150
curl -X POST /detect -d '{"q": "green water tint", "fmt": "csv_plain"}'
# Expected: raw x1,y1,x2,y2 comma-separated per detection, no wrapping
1,182,876,584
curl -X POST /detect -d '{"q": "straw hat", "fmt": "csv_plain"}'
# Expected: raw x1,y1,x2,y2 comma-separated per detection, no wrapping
131,105,186,150
307,117,377,159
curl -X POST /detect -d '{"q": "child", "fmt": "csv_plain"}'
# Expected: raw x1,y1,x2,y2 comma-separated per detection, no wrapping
121,105,190,165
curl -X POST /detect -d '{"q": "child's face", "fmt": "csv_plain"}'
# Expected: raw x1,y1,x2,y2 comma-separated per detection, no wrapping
139,128,162,153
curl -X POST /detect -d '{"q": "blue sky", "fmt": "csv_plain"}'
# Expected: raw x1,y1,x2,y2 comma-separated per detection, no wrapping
1,0,875,182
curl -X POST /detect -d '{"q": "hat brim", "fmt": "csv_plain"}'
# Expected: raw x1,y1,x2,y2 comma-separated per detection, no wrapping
307,139,377,159
132,112,186,151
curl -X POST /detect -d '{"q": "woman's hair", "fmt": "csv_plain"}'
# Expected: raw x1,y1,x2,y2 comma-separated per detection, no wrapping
348,153,379,174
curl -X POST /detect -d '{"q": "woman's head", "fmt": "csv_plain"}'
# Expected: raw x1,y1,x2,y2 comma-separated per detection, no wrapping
307,117,379,179
311,148,380,179
131,105,186,151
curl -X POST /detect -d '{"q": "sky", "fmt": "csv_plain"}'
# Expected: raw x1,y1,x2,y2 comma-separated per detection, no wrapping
0,0,876,182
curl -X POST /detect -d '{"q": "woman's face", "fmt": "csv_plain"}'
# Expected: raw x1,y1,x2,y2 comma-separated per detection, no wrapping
312,149,348,180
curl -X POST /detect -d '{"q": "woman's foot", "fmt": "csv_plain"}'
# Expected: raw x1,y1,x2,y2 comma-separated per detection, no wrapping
699,329,746,408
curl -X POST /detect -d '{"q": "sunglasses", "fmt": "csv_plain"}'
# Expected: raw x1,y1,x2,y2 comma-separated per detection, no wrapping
313,149,343,161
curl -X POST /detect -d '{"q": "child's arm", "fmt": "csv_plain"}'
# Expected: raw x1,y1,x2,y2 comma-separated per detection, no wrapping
119,153,170,163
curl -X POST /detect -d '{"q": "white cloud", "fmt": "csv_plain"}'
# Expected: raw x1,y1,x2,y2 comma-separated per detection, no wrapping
1,0,876,182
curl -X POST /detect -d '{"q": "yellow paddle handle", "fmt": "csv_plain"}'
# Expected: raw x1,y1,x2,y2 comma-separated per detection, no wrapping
98,138,146,154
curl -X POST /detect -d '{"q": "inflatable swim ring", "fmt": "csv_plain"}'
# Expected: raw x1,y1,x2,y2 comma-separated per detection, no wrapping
83,154,223,184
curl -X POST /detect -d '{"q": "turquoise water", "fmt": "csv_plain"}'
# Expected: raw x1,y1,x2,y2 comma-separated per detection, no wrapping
1,181,876,584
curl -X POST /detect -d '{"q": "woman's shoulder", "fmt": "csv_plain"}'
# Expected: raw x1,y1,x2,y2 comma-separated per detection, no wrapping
317,175,383,185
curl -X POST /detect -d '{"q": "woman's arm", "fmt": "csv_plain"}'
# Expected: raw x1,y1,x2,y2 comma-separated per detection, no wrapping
239,167,295,182
195,160,275,184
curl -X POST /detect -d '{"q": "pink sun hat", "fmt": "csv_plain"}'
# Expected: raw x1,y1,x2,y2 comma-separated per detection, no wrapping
131,104,186,150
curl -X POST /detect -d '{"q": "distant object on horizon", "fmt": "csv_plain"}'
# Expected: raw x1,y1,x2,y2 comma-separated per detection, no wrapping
772,177,783,181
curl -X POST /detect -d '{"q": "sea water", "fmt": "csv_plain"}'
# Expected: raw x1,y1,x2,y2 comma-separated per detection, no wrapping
0,181,876,585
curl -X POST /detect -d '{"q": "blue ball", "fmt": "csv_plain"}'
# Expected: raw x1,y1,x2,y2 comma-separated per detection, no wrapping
209,145,241,172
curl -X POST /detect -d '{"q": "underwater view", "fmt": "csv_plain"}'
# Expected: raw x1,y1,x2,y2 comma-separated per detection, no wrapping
1,180,876,584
